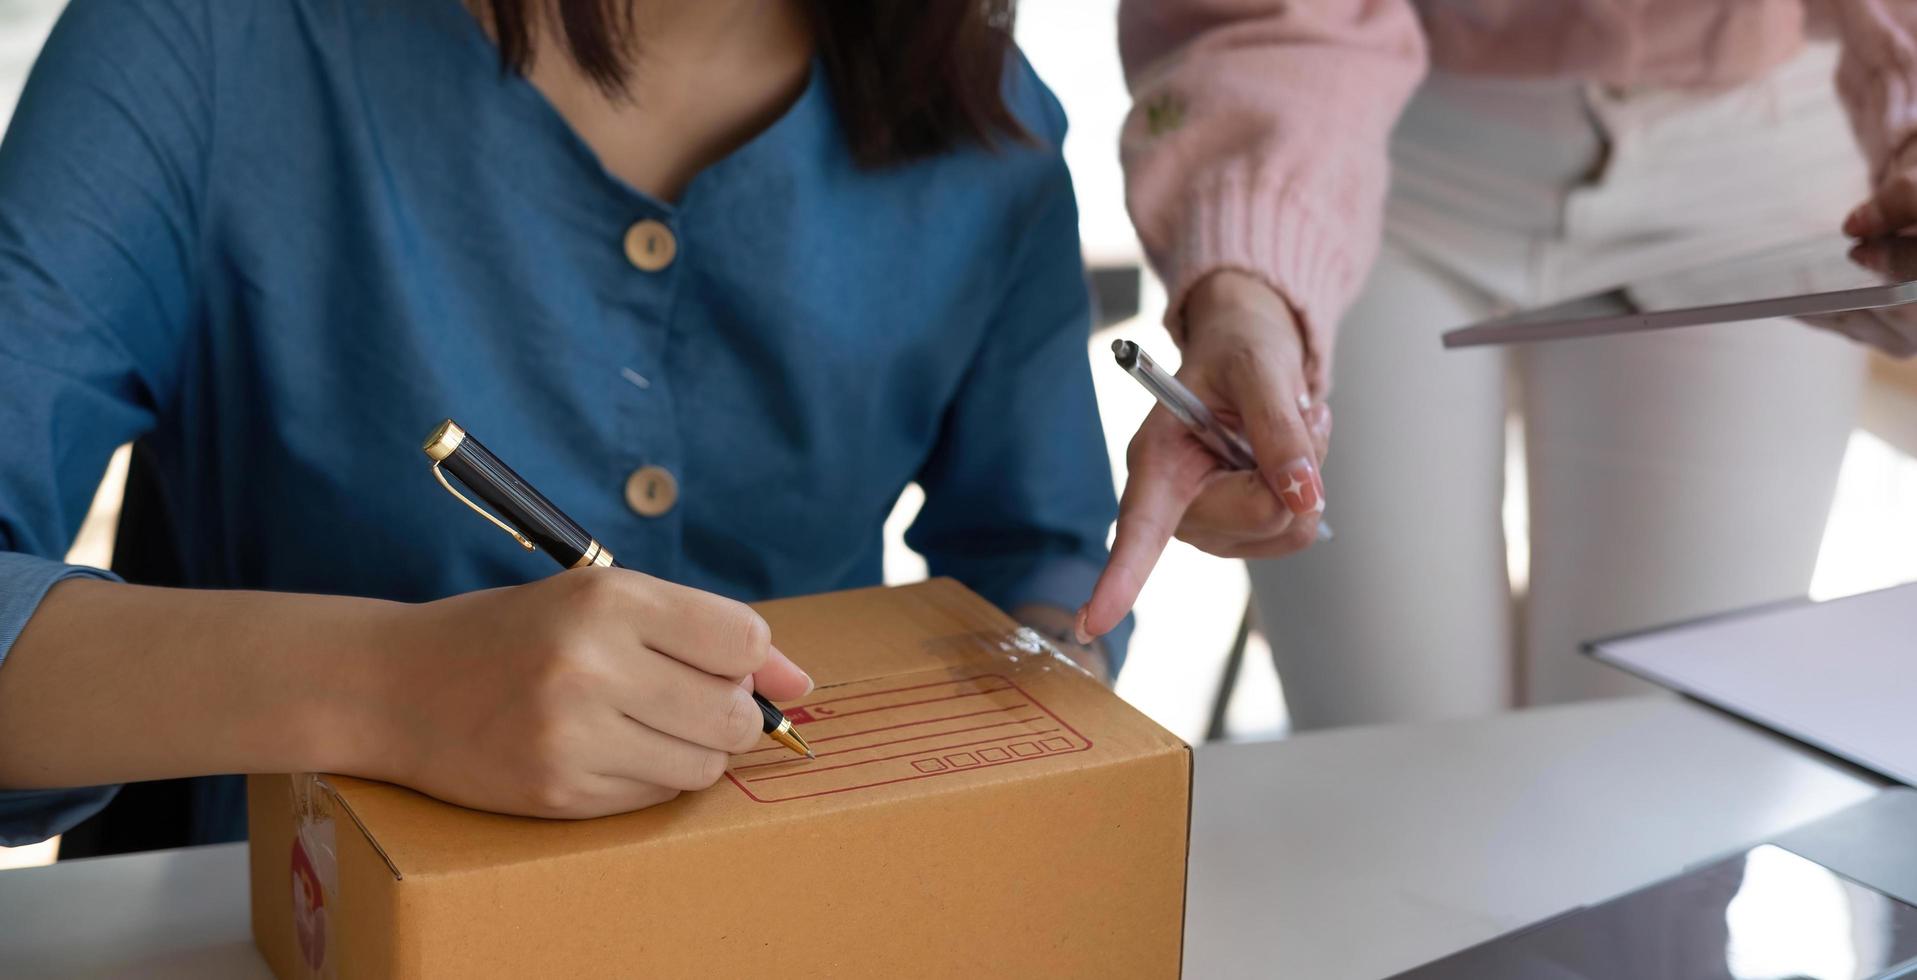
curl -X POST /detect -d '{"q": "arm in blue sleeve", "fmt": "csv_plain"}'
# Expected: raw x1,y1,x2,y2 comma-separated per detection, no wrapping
905,137,1134,671
0,0,209,843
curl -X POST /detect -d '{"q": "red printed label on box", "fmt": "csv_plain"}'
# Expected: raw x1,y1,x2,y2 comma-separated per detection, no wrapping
725,672,1091,803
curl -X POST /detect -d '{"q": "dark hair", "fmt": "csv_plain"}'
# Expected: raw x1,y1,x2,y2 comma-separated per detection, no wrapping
482,1,1029,168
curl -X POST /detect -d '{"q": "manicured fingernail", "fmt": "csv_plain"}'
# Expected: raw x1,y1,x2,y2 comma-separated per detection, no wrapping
1275,457,1323,516
1072,606,1093,646
1297,393,1313,411
800,669,815,696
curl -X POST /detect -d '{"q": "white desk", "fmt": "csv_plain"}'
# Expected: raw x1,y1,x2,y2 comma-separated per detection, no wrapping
0,836,262,979
0,696,1883,979
1187,695,1880,978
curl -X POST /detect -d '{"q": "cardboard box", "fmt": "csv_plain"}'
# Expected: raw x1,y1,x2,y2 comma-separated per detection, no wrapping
249,579,1191,978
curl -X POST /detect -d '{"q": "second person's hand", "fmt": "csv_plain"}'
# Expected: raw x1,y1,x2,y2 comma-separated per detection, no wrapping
371,568,813,819
1800,238,1917,357
1819,155,1917,357
1076,270,1331,642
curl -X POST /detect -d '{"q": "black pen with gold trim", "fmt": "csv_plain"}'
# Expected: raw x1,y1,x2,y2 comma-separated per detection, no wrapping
421,418,814,758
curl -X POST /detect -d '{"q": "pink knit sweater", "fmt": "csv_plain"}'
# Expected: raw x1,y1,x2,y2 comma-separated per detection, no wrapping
1119,0,1917,392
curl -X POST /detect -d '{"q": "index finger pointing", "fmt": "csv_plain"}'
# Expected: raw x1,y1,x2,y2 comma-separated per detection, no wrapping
1079,419,1214,639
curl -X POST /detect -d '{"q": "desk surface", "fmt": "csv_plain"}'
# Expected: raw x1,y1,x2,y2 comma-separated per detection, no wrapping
1187,695,1880,978
0,696,1882,979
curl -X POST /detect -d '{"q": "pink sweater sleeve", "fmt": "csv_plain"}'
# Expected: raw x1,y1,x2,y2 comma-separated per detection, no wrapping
1118,0,1426,393
1829,0,1917,188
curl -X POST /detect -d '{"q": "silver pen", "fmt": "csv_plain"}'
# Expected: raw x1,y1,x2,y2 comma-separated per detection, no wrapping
1111,339,1332,541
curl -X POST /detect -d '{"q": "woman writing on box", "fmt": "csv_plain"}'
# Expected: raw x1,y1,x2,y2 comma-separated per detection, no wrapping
0,0,1146,847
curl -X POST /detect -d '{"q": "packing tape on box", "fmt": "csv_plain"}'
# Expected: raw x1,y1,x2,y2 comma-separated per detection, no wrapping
289,773,341,980
920,625,1098,680
1002,626,1098,678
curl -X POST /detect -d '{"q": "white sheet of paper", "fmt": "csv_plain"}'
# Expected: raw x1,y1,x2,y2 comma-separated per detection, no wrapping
1590,583,1917,786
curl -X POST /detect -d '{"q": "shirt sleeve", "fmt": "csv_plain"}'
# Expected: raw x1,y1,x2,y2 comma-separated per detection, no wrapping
1117,0,1426,394
905,108,1134,671
0,0,210,844
1828,0,1917,188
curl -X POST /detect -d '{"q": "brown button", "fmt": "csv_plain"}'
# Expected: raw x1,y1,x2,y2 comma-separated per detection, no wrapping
624,465,679,517
623,219,677,272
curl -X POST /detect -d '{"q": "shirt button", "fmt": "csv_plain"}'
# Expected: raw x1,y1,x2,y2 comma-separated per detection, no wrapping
624,465,679,517
623,219,677,272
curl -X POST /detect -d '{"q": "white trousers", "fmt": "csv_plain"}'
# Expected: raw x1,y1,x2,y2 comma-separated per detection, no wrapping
1249,47,1870,728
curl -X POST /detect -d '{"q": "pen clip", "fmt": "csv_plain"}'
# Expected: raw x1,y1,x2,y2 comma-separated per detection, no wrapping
432,461,536,551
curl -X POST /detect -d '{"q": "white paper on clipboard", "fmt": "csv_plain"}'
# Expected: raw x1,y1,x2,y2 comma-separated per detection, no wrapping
1587,582,1917,787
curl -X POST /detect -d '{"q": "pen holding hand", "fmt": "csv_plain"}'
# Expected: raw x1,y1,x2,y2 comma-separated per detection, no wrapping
1078,273,1333,642
386,570,812,819
423,420,816,759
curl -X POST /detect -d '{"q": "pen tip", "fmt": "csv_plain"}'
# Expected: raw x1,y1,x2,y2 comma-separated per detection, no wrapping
805,750,816,760
769,723,813,759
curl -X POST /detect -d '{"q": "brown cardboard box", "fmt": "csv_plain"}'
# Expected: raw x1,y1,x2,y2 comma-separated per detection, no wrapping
249,579,1191,978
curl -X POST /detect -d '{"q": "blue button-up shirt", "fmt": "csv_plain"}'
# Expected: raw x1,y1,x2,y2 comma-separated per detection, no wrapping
0,0,1126,845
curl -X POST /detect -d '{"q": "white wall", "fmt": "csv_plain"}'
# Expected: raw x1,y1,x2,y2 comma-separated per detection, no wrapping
1014,0,1141,266
0,0,62,129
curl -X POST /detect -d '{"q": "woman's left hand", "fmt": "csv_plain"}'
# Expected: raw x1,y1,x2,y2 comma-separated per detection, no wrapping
1842,143,1917,241
1803,240,1917,357
1825,155,1917,357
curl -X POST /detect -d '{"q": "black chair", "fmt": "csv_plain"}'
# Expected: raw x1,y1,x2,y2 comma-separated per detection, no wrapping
1204,600,1255,742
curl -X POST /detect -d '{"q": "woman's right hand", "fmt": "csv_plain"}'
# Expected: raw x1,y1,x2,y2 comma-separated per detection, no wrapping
373,568,813,819
1078,271,1332,641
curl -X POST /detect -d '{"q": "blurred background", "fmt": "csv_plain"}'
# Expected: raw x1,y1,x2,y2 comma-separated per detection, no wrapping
6,0,1917,870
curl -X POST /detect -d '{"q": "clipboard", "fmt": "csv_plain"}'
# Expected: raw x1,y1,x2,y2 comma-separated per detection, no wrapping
1585,582,1917,788
1443,235,1917,348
